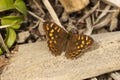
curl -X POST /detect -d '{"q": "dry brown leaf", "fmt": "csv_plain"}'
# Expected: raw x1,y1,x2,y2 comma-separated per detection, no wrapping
60,0,89,13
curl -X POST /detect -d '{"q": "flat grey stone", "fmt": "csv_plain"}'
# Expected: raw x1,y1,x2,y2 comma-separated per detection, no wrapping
1,32,120,80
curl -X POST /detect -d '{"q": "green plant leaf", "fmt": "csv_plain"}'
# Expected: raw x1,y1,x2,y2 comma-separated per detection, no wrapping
0,49,3,55
5,28,16,48
0,28,16,54
14,0,27,16
0,0,14,12
1,16,23,29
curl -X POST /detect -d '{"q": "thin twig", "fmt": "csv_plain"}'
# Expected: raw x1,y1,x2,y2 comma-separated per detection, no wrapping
93,5,111,25
32,21,40,28
77,1,100,24
110,72,120,80
0,25,13,29
0,21,19,29
27,10,45,22
93,13,112,29
90,77,98,80
42,0,62,27
109,8,119,31
96,9,118,13
84,16,93,35
33,0,45,15
0,33,10,57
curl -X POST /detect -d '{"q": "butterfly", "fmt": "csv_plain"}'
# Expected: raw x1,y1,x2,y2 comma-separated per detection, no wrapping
43,22,94,59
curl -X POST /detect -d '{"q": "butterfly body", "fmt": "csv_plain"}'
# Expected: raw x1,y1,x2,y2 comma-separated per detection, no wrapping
43,22,94,59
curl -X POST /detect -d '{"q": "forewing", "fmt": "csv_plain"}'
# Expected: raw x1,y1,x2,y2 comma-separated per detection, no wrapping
43,22,68,56
65,34,94,59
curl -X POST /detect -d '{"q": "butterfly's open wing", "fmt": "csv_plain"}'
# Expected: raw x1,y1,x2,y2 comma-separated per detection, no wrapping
43,22,68,56
65,34,94,59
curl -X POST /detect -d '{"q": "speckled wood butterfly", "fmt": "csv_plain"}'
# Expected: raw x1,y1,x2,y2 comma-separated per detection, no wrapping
43,22,94,59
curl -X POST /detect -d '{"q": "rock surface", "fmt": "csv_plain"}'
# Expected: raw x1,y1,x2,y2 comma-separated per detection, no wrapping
1,32,120,80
